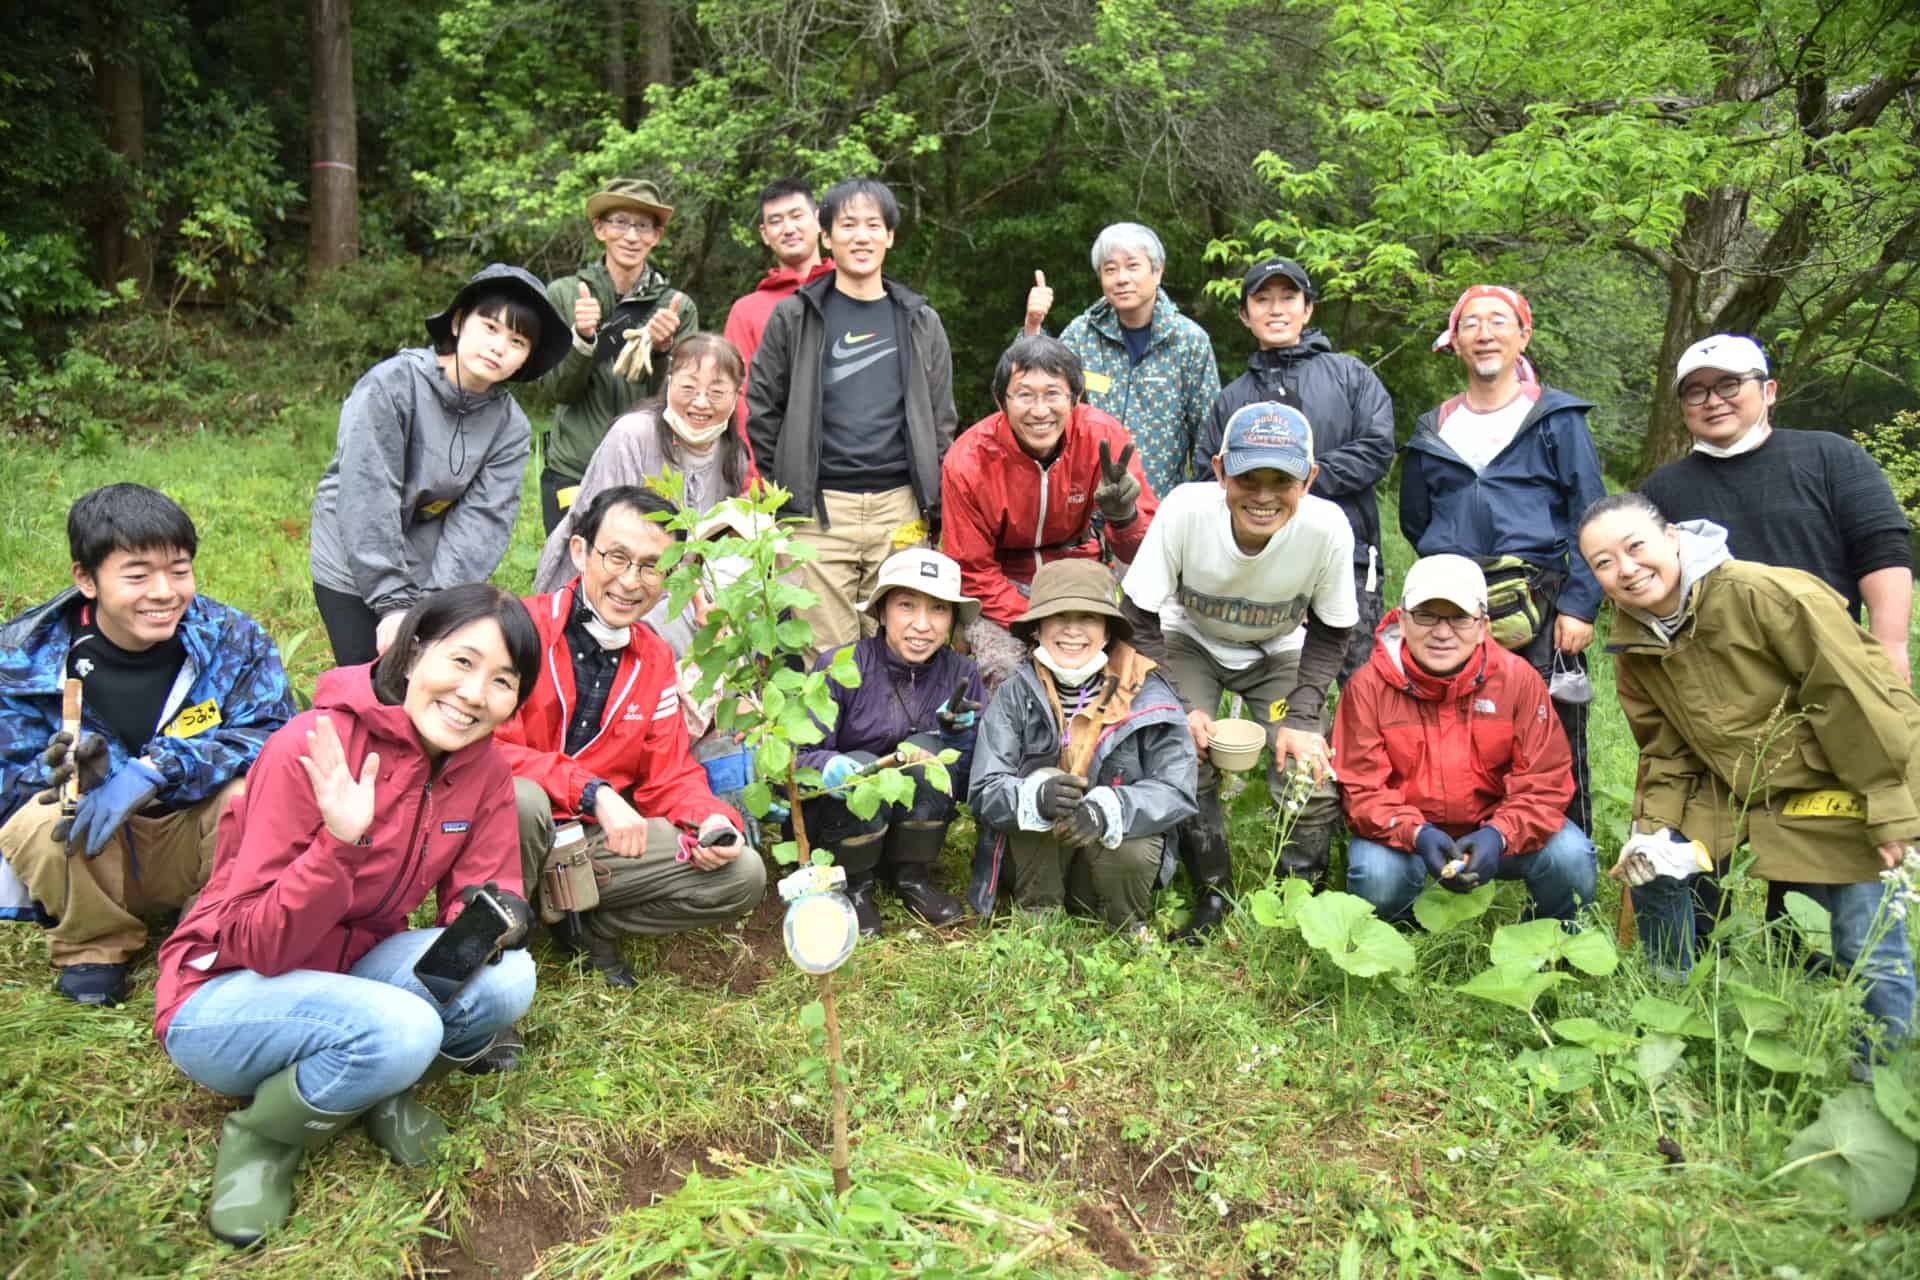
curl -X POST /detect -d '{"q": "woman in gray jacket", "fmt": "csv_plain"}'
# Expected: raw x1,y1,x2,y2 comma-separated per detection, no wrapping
310,264,567,665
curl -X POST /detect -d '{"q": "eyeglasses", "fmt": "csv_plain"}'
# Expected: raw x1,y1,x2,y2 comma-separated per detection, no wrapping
599,215,658,238
1454,314,1515,336
669,381,733,405
1008,389,1072,410
590,544,664,581
1678,373,1761,406
1405,608,1483,632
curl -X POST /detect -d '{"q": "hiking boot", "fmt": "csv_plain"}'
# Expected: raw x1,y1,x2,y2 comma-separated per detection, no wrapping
461,1027,523,1075
888,822,965,925
1169,890,1231,946
552,914,637,987
55,962,128,1006
209,1064,366,1247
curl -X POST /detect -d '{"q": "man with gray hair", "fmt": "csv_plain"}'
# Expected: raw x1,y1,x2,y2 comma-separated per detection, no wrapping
1022,222,1220,502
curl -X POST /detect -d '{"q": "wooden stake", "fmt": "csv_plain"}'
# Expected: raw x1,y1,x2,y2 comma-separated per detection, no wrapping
821,971,851,1194
60,679,82,814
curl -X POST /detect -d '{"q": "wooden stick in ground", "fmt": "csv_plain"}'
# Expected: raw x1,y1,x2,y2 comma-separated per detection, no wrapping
821,970,851,1194
60,678,82,814
1615,890,1637,950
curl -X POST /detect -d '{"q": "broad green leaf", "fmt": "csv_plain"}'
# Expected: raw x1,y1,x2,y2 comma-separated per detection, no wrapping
1630,995,1715,1039
763,685,787,720
1559,928,1619,976
1743,1035,1818,1074
1297,891,1415,977
1727,980,1794,1034
770,840,801,866
1782,891,1834,956
846,779,884,821
1411,880,1498,934
1247,887,1287,929
798,1000,826,1030
1248,878,1311,929
1457,961,1568,1013
1872,1058,1920,1142
921,759,952,796
776,619,812,650
1780,1086,1918,1220
1635,1032,1687,1083
758,735,792,778
741,780,773,817
1551,1018,1638,1055
828,645,862,689
1517,1046,1598,1093
1489,918,1565,969
803,674,837,719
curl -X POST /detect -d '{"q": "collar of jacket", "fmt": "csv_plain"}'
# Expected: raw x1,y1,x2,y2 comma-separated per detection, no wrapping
1372,610,1491,700
757,260,834,293
582,258,670,303
400,345,507,414
0,587,223,696
310,662,495,780
1247,329,1334,370
795,270,928,315
1405,382,1596,456
867,633,944,685
1085,288,1181,345
1606,522,1735,654
988,404,1099,468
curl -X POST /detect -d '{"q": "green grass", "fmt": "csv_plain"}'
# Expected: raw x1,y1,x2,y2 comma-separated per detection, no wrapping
3,406,1918,1278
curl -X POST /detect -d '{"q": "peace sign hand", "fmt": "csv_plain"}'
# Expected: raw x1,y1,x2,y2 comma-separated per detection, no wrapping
297,715,380,845
1093,439,1141,525
936,673,980,742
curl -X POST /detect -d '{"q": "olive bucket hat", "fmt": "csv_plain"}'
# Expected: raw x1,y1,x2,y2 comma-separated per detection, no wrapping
584,178,675,226
1011,559,1131,645
425,263,571,383
858,548,980,629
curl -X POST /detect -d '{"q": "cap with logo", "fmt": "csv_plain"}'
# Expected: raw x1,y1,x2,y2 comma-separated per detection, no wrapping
858,548,980,628
1401,554,1488,615
1673,334,1768,390
1239,258,1314,305
1219,401,1315,480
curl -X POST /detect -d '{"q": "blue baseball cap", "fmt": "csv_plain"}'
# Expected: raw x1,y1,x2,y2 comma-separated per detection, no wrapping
1219,402,1314,479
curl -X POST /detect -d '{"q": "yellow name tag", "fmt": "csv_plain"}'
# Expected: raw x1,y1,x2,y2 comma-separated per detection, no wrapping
1083,371,1113,395
418,498,453,518
165,699,222,739
1268,698,1289,723
556,485,581,511
1781,789,1866,819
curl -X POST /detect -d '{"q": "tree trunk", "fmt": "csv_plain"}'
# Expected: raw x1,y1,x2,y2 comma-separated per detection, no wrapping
307,0,358,276
92,51,150,292
637,0,672,110
603,0,629,125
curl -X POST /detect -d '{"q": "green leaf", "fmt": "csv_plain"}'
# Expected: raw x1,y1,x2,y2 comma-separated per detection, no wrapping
1726,980,1794,1034
1551,1018,1639,1055
798,1000,826,1030
921,759,952,796
777,619,813,650
1517,1046,1598,1093
1457,961,1568,1013
1781,891,1834,956
1780,1086,1918,1220
1872,1056,1920,1142
1294,891,1415,977
741,780,773,817
758,735,792,778
1410,880,1498,934
1634,1032,1687,1083
846,779,884,821
1743,1035,1818,1074
771,840,801,866
1489,918,1565,970
1559,928,1619,976
1630,995,1715,1039
1247,878,1311,930
828,646,862,689
803,675,837,720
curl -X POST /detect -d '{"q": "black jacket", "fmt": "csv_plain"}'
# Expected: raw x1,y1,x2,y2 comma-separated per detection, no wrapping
1192,330,1395,569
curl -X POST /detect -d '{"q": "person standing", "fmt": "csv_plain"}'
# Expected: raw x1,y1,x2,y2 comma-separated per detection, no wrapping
723,179,833,446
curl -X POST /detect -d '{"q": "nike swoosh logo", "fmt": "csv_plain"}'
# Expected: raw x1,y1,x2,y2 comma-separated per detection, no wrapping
832,332,880,358
824,346,896,383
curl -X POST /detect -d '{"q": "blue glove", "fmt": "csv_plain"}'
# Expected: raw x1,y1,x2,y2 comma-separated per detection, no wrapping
934,674,979,746
60,759,164,859
1453,825,1505,888
819,755,863,791
1413,824,1456,882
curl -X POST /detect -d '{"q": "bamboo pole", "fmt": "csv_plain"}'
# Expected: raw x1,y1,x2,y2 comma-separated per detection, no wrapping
821,971,851,1194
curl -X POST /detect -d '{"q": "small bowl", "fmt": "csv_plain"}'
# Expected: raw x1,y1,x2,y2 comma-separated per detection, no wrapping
1208,718,1266,772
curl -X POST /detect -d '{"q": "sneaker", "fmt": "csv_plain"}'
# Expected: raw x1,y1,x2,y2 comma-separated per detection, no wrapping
56,962,129,1006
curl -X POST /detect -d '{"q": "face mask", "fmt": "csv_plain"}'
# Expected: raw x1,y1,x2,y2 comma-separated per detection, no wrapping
1548,652,1592,704
664,403,729,449
574,594,631,651
1034,642,1108,686
1690,424,1769,459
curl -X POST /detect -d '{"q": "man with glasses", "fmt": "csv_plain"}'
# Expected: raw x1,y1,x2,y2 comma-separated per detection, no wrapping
1641,334,1912,681
483,485,765,1068
724,180,833,446
540,179,701,532
1335,555,1595,924
941,335,1158,690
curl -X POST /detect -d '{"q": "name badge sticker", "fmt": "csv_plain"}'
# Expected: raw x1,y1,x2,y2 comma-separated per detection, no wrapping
164,699,222,739
1083,371,1113,395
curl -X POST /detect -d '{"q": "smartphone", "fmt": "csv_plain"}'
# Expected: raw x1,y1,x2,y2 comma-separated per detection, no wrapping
413,887,517,1004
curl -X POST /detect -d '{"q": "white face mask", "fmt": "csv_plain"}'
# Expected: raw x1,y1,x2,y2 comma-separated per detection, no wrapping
664,403,729,450
1690,422,1770,459
575,593,631,651
1033,642,1108,686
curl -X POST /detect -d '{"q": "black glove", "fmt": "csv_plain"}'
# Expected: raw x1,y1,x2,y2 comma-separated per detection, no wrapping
1453,826,1505,887
36,730,110,805
1036,772,1089,822
1055,799,1108,850
463,881,533,954
1413,824,1457,883
1093,441,1141,525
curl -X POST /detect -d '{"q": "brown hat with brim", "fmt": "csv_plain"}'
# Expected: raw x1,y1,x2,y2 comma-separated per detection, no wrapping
585,178,674,226
1011,559,1132,644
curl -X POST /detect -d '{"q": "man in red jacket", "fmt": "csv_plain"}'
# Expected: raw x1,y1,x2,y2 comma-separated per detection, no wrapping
723,178,833,444
496,486,766,998
1334,554,1595,922
941,335,1157,689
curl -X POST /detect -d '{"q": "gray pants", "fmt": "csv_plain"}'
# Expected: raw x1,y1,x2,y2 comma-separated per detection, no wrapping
515,779,767,942
1009,829,1162,928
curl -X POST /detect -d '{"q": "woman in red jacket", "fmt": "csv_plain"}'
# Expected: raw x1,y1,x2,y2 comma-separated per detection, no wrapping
152,584,542,1247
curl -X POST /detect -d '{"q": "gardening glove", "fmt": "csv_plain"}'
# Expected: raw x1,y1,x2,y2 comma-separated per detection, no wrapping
1612,827,1711,886
1413,824,1457,883
1036,772,1089,822
934,674,980,746
60,759,164,859
1054,798,1108,850
1450,825,1505,888
36,730,109,803
818,754,866,791
460,881,533,954
1093,441,1141,526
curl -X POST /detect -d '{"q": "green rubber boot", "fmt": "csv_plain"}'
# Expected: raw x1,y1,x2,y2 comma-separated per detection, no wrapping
209,1064,365,1247
362,1043,486,1166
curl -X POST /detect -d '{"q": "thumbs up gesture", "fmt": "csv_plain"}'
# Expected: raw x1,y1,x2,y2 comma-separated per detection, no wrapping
573,281,601,340
645,291,684,349
1093,439,1140,525
1023,270,1053,336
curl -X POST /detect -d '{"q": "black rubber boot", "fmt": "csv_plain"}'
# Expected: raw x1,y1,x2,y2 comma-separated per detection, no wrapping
845,872,882,936
552,912,637,987
1168,793,1233,946
1278,821,1334,894
888,822,965,925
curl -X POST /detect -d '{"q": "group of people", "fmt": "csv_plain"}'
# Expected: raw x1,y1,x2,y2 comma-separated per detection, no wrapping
3,172,1915,1247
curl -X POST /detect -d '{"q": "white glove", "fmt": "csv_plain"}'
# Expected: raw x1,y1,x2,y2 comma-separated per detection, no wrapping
1611,827,1712,886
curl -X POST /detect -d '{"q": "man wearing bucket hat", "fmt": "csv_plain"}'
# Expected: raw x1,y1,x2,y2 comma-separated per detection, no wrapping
1400,284,1606,835
1192,259,1396,686
1121,401,1358,940
969,560,1197,932
1334,554,1595,924
796,548,985,932
540,178,701,533
1641,334,1912,682
310,263,570,665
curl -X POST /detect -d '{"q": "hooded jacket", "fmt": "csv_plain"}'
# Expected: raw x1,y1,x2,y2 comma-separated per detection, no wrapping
1194,330,1396,570
152,664,521,1039
1607,521,1920,884
798,636,985,783
744,271,957,525
1333,610,1574,854
1400,384,1607,621
541,260,701,482
724,260,837,461
940,405,1159,628
493,581,738,829
967,645,1197,912
1057,289,1221,504
310,346,530,619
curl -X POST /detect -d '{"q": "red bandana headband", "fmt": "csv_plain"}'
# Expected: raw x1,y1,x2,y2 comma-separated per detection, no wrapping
1431,285,1533,352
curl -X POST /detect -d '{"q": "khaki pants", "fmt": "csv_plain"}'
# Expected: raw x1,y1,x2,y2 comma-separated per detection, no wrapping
789,487,924,661
515,779,766,941
1009,829,1162,929
0,780,242,967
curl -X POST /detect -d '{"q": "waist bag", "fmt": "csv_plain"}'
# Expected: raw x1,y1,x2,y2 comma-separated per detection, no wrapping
1478,556,1544,651
540,822,604,923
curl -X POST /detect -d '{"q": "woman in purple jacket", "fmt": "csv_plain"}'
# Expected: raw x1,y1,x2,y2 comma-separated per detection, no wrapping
799,548,985,934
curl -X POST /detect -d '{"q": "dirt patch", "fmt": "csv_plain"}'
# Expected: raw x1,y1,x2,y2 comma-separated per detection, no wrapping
437,1174,583,1280
655,894,784,995
1072,1201,1149,1274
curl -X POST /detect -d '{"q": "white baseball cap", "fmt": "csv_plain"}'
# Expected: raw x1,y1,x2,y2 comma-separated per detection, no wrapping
1673,334,1768,390
1402,554,1488,614
858,548,980,628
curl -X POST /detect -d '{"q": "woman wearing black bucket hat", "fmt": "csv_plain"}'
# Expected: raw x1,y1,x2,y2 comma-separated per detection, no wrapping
310,264,567,666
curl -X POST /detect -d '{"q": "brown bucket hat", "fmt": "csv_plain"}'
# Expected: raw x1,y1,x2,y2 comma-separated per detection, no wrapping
584,178,675,226
1011,559,1132,644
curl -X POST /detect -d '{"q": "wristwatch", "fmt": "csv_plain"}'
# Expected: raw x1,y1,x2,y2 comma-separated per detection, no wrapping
579,778,612,818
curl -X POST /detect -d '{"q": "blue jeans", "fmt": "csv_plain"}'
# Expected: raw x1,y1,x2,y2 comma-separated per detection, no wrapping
1634,875,1916,1055
164,928,537,1112
1346,822,1596,924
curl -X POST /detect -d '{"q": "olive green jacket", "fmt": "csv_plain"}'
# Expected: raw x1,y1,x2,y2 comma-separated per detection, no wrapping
1609,540,1920,884
540,260,699,481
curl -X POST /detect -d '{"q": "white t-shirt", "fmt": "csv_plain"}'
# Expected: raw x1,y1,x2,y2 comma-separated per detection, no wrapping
1438,394,1532,472
1122,482,1358,669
